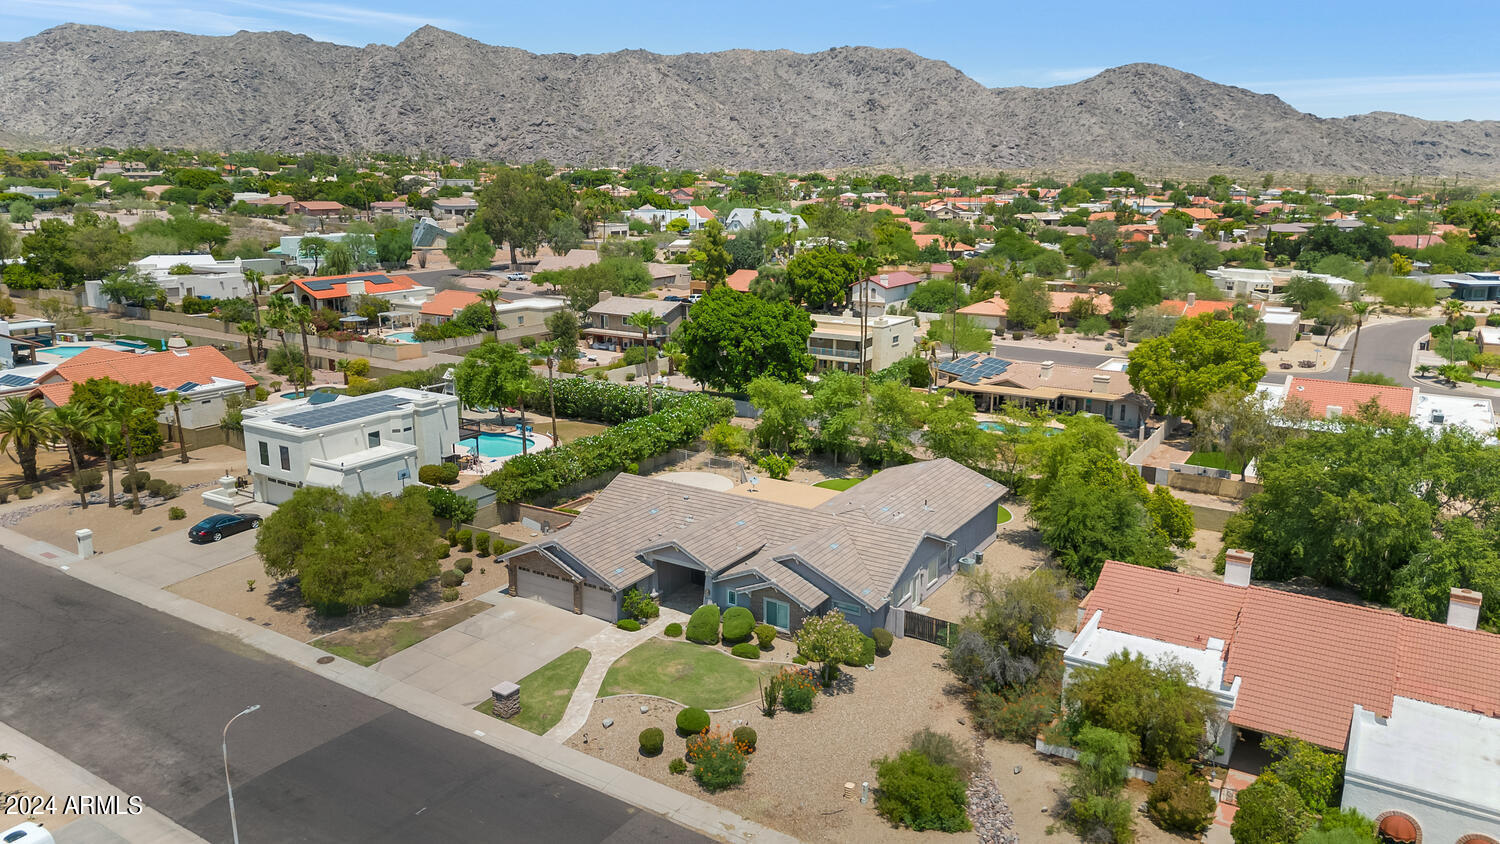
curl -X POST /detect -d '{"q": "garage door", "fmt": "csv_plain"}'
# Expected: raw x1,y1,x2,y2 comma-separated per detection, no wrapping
581,582,617,621
516,567,574,612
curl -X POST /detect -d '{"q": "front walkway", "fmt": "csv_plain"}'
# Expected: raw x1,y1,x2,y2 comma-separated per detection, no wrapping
545,606,692,742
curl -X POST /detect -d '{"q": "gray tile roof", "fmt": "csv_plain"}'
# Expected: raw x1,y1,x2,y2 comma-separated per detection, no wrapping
719,553,829,610
504,459,1005,608
586,296,684,319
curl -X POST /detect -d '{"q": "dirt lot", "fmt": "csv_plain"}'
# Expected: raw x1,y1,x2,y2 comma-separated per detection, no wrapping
566,638,974,843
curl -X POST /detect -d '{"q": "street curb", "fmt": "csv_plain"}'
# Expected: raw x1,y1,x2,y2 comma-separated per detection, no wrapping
0,527,795,844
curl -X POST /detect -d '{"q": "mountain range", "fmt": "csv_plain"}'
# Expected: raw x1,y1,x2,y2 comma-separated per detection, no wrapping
3,24,1498,177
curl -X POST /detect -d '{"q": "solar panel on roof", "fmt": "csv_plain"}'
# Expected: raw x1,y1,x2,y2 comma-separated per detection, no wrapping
276,393,410,430
0,374,33,387
300,278,334,291
176,381,199,391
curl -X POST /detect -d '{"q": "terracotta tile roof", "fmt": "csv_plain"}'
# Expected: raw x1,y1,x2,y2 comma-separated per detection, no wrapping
1388,234,1447,250
1285,376,1414,419
862,271,922,290
292,200,344,212
419,288,487,317
958,292,1112,319
913,233,974,251
690,205,716,220
35,346,254,406
276,273,421,301
1082,561,1500,750
725,269,757,293
1159,298,1236,318
1177,207,1218,220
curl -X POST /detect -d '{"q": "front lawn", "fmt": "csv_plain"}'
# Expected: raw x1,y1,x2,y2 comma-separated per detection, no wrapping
997,505,1013,525
311,600,491,666
1186,450,1245,474
475,648,591,735
599,639,774,709
813,476,864,491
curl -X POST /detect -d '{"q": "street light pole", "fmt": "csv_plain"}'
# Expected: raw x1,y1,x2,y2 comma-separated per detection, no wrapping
223,704,261,844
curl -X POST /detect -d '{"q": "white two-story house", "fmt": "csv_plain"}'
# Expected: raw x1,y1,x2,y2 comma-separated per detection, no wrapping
241,388,459,505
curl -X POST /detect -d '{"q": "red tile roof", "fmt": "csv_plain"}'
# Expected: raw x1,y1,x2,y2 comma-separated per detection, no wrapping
1388,234,1447,250
1159,298,1236,319
34,346,254,406
1285,376,1414,419
418,288,487,317
862,271,922,290
276,273,421,301
913,233,974,251
1081,561,1500,750
725,269,757,293
690,205,716,221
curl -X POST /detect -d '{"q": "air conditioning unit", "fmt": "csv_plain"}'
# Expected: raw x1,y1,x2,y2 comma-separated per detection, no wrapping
959,554,977,574
1432,409,1445,424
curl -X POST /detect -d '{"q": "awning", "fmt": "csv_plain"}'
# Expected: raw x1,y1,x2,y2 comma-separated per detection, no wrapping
339,315,368,323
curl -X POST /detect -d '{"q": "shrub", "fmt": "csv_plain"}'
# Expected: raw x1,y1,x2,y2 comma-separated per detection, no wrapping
908,728,978,779
474,533,491,556
622,345,647,365
454,557,473,574
446,527,459,546
441,462,460,484
1230,773,1313,844
155,482,182,500
730,642,760,659
668,758,687,775
146,478,168,496
119,471,151,493
638,727,664,756
871,627,894,655
16,485,32,500
439,569,464,588
872,750,971,832
721,606,755,643
664,622,683,637
435,543,451,559
617,619,642,631
70,468,103,493
167,506,187,520
457,529,473,552
1011,331,1023,340
676,707,710,735
625,372,636,381
622,587,659,621
418,464,445,485
753,623,776,649
1264,736,1343,812
1147,762,1215,834
685,604,721,644
687,729,747,792
254,386,270,401
732,726,757,753
779,667,819,713
972,680,1061,742
843,635,876,667
441,587,460,601
792,655,807,665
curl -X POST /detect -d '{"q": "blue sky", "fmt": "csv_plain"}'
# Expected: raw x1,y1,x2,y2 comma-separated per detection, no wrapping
8,0,1499,121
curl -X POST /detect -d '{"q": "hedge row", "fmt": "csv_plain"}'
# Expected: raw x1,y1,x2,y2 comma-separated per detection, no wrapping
526,378,693,425
482,393,733,504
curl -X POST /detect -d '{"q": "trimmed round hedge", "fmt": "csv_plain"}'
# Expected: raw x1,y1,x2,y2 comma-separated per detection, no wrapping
638,727,664,756
664,622,683,637
685,605,721,644
676,706,710,735
454,557,474,574
439,569,464,588
754,623,776,649
732,726,757,752
872,627,894,655
730,642,760,659
617,619,642,631
721,606,755,643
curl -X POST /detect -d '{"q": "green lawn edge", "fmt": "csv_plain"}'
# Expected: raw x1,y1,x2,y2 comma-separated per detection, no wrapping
475,647,592,735
599,639,774,709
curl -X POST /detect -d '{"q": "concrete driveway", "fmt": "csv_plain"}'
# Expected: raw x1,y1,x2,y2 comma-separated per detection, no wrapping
373,589,606,706
84,508,272,588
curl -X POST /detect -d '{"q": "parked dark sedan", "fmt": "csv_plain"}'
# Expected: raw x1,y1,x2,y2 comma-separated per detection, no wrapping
188,513,262,543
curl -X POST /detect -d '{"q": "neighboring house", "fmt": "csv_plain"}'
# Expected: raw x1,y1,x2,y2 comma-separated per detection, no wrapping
248,194,296,210
8,186,59,200
1260,305,1300,351
370,200,411,217
1155,294,1241,319
625,205,715,231
1207,267,1356,300
724,269,757,293
240,388,460,505
271,232,355,269
807,313,916,374
272,273,434,314
432,196,478,219
416,289,486,324
591,221,630,239
1388,234,1449,250
288,200,346,218
912,233,973,257
104,254,278,305
1477,325,1500,354
722,208,806,232
1256,375,1496,440
1072,557,1500,839
31,346,255,435
938,353,1153,427
850,271,922,315
500,458,1005,629
582,292,687,351
956,292,1113,331
1432,272,1500,302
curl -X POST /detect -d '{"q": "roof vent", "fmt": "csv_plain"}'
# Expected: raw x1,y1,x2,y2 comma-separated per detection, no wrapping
1326,405,1342,418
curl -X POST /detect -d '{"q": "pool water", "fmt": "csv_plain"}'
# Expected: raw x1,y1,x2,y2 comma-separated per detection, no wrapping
979,422,1059,436
389,331,418,344
462,432,537,458
40,345,104,359
281,388,343,399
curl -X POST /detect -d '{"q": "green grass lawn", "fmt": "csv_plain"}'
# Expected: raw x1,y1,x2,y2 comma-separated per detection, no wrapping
599,639,775,709
997,505,1013,525
813,476,865,491
474,648,591,735
1472,376,1500,388
311,600,491,667
1186,450,1245,475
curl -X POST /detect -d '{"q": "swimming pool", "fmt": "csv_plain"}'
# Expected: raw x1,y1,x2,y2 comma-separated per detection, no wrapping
40,345,109,359
280,388,344,399
979,422,1058,436
461,432,537,458
389,331,418,344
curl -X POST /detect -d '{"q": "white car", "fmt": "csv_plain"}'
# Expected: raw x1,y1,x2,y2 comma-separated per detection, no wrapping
3,822,56,844
505,272,530,281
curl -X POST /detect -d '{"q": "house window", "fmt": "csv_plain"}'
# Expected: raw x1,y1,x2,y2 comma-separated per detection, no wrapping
1105,403,1115,421
763,598,790,630
832,600,861,617
517,315,524,324
258,441,269,466
891,334,900,346
368,431,381,448
278,446,290,471
725,591,742,608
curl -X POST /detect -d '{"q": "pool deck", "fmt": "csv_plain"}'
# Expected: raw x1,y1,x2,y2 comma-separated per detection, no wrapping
456,432,555,475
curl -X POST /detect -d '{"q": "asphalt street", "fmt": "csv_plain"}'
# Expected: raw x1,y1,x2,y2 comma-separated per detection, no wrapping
0,550,707,844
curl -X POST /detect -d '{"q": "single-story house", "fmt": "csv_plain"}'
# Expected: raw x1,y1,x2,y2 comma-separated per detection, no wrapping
32,346,256,437
1434,272,1500,302
1256,375,1496,440
938,353,1153,427
433,196,478,218
956,292,1114,331
288,200,346,218
272,272,434,314
723,208,806,232
500,458,1006,632
724,269,757,293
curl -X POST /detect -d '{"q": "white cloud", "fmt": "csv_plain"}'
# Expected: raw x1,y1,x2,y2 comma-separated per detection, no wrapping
1245,71,1500,100
1040,66,1105,82
219,0,460,32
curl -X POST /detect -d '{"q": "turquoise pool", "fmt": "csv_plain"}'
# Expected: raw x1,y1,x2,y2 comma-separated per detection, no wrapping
462,432,537,458
389,331,418,343
41,345,108,359
980,422,1058,436
281,388,343,399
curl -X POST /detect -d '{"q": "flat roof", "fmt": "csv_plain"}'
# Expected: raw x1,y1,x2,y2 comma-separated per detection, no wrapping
1346,696,1500,814
1067,612,1227,693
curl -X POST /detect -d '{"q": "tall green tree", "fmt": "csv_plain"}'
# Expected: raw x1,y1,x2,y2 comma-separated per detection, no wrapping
624,310,666,413
0,396,55,484
1127,314,1266,421
474,166,573,267
690,219,731,288
477,288,506,341
676,286,814,392
784,247,864,309
50,403,98,509
453,341,535,454
747,376,810,453
920,391,997,472
445,225,495,272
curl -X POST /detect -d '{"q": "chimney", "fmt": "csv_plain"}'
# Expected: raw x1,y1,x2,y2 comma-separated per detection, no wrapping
1092,374,1111,392
1186,292,1196,306
880,274,889,285
1224,549,1253,587
1447,587,1482,631
347,278,365,296
597,290,612,301
1039,360,1054,381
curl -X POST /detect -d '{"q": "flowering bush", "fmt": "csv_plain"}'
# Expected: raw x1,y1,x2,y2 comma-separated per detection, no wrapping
686,728,749,792
778,667,820,713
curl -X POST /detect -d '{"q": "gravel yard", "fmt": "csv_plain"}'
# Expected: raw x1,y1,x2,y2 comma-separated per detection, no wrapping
566,638,980,843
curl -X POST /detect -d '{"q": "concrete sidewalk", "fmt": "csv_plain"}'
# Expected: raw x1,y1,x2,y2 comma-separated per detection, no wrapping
0,720,205,844
0,526,794,844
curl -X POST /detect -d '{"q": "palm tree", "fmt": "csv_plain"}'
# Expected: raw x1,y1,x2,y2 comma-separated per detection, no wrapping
164,391,190,463
243,269,267,363
1442,298,1464,325
534,341,561,444
94,416,122,508
290,304,315,396
51,404,97,509
624,310,666,414
103,388,154,515
477,289,505,342
0,396,56,485
238,320,264,363
266,295,294,369
1346,300,1372,381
